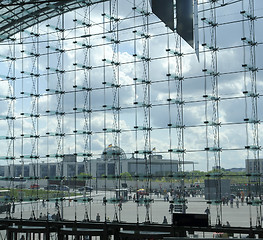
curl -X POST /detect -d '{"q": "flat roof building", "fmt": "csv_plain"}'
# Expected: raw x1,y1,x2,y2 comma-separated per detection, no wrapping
0,146,193,179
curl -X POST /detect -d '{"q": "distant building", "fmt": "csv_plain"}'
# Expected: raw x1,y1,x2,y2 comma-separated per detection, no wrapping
245,159,263,173
225,168,245,172
91,146,181,178
1,146,193,179
123,154,178,177
245,158,263,181
4,164,30,178
212,166,221,171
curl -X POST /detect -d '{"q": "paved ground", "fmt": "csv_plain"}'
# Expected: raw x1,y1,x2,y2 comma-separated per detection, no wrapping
1,191,261,229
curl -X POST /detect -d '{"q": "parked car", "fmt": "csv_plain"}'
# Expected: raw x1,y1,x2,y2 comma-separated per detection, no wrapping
44,184,58,190
78,186,93,192
30,184,40,189
59,185,69,191
15,184,26,189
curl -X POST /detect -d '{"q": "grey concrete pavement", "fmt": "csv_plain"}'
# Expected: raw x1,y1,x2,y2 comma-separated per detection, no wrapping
1,193,261,228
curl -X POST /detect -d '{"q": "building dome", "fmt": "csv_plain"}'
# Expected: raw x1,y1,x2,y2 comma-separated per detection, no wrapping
101,145,127,161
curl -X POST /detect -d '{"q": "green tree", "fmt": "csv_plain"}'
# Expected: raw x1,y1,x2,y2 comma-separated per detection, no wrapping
120,172,132,181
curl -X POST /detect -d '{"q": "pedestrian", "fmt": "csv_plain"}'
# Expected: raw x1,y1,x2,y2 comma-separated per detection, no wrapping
118,201,122,210
205,207,210,215
7,202,11,215
162,216,168,224
166,193,169,202
20,235,25,240
230,198,233,208
226,196,229,206
96,213,100,222
102,196,106,205
182,204,188,214
236,199,239,208
169,203,174,213
12,201,15,214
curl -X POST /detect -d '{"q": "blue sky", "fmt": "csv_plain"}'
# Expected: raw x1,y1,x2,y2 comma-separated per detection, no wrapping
0,0,262,172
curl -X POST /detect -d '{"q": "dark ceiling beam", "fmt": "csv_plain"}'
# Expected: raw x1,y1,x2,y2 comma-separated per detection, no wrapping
0,0,109,42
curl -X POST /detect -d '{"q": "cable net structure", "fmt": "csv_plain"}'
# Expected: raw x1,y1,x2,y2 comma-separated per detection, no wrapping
0,0,263,233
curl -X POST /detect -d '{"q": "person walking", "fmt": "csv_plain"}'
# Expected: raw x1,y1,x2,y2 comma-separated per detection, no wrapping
236,198,239,208
169,203,174,213
118,201,122,211
162,216,168,224
205,207,210,215
205,207,211,225
230,198,233,208
96,213,100,222
12,201,15,214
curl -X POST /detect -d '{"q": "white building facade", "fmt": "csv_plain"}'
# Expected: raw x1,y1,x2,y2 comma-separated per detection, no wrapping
1,147,192,179
245,158,263,175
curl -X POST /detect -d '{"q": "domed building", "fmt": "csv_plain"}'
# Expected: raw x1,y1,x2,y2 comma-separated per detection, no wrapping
101,145,127,161
95,145,127,177
1,146,193,183
94,145,182,178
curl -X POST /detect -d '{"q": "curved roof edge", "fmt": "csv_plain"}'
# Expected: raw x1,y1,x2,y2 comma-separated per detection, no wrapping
0,0,109,42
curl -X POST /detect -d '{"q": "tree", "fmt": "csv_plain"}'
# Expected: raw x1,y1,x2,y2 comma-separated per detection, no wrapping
120,172,132,181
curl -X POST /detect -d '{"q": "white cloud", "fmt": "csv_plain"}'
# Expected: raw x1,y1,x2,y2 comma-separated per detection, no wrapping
0,0,262,171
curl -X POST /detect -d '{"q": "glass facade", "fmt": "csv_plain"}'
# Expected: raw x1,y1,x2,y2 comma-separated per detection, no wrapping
0,0,106,42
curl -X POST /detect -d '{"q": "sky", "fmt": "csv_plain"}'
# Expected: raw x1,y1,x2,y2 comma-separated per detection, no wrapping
0,0,262,172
